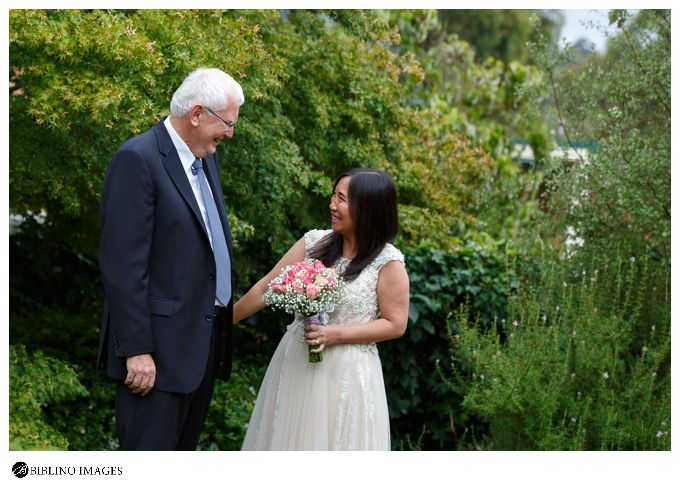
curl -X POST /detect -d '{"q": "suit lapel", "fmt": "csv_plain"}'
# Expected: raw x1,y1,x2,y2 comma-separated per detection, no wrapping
153,120,210,241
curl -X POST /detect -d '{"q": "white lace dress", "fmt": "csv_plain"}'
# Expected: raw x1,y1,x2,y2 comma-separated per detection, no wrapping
241,229,405,450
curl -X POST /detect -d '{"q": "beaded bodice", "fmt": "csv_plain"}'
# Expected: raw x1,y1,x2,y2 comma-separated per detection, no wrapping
285,229,404,354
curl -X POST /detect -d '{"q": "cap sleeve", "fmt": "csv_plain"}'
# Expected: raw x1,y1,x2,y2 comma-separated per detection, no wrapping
304,229,333,257
371,243,405,272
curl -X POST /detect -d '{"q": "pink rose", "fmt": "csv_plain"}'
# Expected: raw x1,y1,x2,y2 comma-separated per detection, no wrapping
306,284,319,299
315,276,329,288
314,260,325,271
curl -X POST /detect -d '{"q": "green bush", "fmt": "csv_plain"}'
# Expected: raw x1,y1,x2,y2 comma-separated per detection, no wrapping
380,242,520,449
198,363,267,450
446,252,671,450
10,345,89,450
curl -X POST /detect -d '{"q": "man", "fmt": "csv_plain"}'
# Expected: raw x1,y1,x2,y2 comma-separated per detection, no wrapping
97,68,243,450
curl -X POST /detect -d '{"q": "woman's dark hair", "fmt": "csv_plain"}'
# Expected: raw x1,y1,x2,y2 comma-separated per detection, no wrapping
309,168,398,281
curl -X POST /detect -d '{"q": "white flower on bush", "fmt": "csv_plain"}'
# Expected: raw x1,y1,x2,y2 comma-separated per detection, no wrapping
602,371,609,380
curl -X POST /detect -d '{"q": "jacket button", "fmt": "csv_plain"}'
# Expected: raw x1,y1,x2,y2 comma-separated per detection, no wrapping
209,274,215,280
206,315,214,322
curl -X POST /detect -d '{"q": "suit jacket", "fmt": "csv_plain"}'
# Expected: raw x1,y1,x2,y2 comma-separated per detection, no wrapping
97,118,234,393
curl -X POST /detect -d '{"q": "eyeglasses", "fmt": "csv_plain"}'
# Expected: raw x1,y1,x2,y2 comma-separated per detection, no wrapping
204,106,237,130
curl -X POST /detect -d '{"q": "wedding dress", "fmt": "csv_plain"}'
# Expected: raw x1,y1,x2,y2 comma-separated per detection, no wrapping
241,229,405,450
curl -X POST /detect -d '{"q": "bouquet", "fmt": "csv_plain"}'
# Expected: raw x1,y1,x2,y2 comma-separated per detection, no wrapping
263,258,344,363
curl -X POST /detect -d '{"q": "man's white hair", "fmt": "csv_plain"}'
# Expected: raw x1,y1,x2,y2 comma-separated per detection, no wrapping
170,67,244,117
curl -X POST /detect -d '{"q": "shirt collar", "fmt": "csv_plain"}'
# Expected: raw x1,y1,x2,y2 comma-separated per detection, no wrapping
164,116,198,174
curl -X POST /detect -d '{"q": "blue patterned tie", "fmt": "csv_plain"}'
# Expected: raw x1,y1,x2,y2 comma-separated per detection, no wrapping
192,158,231,305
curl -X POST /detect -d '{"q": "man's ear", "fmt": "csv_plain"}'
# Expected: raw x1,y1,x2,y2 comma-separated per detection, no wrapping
188,104,203,128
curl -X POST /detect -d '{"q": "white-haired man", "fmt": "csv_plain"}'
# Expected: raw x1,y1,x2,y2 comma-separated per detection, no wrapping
98,68,244,450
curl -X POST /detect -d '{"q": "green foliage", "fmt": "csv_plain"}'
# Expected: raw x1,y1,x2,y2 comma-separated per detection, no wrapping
446,252,670,450
528,10,670,261
388,9,552,165
10,345,89,450
438,10,563,64
198,364,267,450
381,243,519,449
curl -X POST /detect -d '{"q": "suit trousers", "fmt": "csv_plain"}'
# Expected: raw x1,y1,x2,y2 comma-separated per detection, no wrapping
115,308,226,450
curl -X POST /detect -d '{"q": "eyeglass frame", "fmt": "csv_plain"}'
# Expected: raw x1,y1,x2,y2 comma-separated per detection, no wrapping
203,106,237,130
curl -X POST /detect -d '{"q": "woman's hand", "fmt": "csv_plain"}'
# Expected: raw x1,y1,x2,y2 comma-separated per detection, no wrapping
303,323,339,353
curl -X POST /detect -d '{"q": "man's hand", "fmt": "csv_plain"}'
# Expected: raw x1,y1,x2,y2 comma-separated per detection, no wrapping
125,353,156,396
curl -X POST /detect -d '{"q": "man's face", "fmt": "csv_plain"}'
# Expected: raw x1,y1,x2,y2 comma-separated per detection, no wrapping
193,101,239,158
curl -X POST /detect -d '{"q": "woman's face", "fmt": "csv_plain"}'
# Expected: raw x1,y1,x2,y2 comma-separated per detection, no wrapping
330,176,354,236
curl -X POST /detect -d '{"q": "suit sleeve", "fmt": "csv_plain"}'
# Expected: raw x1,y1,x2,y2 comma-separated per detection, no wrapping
99,148,155,358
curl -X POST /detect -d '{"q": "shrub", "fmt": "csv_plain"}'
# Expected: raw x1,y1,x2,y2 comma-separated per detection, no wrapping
198,363,267,450
9,345,89,450
445,252,671,450
380,242,520,449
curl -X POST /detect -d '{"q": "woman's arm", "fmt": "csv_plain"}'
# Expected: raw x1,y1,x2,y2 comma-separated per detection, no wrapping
233,238,307,325
304,260,410,351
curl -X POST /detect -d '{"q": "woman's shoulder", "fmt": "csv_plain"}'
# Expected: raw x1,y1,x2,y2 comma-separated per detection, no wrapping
304,229,333,252
372,242,405,271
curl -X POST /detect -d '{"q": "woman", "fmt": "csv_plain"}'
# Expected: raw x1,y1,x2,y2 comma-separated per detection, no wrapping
234,168,409,450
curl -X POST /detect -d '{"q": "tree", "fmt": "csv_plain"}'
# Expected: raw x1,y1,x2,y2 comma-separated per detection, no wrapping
438,9,563,65
528,9,670,262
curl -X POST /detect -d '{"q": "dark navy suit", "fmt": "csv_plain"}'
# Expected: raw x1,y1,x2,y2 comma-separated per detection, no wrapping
98,118,233,449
